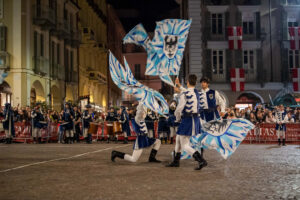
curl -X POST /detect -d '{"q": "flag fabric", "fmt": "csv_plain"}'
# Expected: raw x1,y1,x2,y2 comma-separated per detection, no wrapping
228,26,242,49
123,23,152,52
180,118,255,160
230,68,245,92
123,19,192,86
109,51,169,116
288,27,300,50
292,68,300,92
151,19,192,76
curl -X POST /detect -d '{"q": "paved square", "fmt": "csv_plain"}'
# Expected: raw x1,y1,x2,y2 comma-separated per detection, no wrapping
0,143,299,200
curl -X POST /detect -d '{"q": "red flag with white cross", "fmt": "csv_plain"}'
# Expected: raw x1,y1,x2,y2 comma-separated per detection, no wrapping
228,26,242,49
288,27,300,50
292,68,300,92
230,68,245,92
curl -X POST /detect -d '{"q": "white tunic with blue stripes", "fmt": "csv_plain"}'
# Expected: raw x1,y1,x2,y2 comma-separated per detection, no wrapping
275,111,288,131
175,87,201,136
132,103,156,150
199,88,225,124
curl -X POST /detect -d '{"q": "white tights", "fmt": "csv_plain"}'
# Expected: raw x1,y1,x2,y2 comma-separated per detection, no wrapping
124,139,161,162
174,135,196,156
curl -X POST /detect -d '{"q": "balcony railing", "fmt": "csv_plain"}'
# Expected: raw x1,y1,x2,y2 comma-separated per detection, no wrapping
51,63,65,80
66,70,78,83
32,5,56,29
233,0,261,5
55,19,70,37
0,51,10,70
281,0,300,5
212,73,226,82
33,56,49,76
66,30,81,47
204,0,230,5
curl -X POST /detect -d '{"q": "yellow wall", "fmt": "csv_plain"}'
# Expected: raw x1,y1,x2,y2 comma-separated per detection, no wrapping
78,0,108,107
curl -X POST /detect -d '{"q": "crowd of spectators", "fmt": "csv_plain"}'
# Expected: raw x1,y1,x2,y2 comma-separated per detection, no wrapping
1,103,299,125
221,104,300,124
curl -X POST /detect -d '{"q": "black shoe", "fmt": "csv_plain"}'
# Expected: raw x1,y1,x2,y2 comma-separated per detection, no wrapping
278,139,281,146
107,137,110,143
111,150,125,162
282,139,286,146
123,138,128,144
38,137,42,144
88,134,92,144
149,149,161,163
193,151,207,170
166,152,181,167
9,138,12,144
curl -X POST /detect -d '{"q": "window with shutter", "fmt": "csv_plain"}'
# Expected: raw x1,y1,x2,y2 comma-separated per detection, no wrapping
0,26,7,51
0,0,3,19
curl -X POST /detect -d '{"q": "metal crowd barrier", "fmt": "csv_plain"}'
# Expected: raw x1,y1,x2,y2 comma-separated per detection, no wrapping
0,121,299,144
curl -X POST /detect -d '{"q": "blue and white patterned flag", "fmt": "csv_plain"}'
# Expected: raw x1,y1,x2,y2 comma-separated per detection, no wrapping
181,118,255,160
109,51,169,116
151,19,192,76
123,19,192,86
123,23,151,51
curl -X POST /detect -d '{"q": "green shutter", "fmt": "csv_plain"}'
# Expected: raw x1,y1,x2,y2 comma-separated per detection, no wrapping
225,11,230,38
281,48,289,82
255,12,261,40
204,49,212,79
0,26,7,51
235,50,243,68
226,49,232,82
257,49,264,83
236,10,242,26
204,11,211,40
282,11,288,40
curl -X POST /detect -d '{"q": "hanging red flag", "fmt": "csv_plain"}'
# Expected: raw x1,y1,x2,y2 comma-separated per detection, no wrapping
228,26,242,49
292,68,300,92
230,68,245,92
288,27,300,50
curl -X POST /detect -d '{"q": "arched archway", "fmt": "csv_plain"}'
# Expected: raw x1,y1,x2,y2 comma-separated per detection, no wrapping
51,85,62,111
0,81,12,106
66,86,74,102
31,80,45,106
236,91,264,109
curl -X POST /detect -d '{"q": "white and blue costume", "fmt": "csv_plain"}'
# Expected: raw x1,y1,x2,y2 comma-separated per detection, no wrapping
275,109,288,145
119,107,131,137
31,109,47,143
167,85,207,170
199,88,225,124
176,88,201,137
112,103,161,163
158,114,169,142
168,102,179,143
131,103,159,150
174,88,200,154
2,103,15,144
145,110,156,138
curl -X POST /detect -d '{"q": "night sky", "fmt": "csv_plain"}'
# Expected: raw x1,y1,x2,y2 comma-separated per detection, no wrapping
107,0,180,32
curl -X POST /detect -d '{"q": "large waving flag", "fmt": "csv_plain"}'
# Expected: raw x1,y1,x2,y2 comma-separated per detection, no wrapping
151,19,192,76
181,118,254,159
109,51,169,116
123,23,151,51
123,19,192,86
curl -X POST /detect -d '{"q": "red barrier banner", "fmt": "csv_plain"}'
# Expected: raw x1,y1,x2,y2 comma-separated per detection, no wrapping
244,123,300,144
1,121,299,144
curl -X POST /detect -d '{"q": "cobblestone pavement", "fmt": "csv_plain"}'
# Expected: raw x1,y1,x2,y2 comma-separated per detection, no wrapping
0,143,299,200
